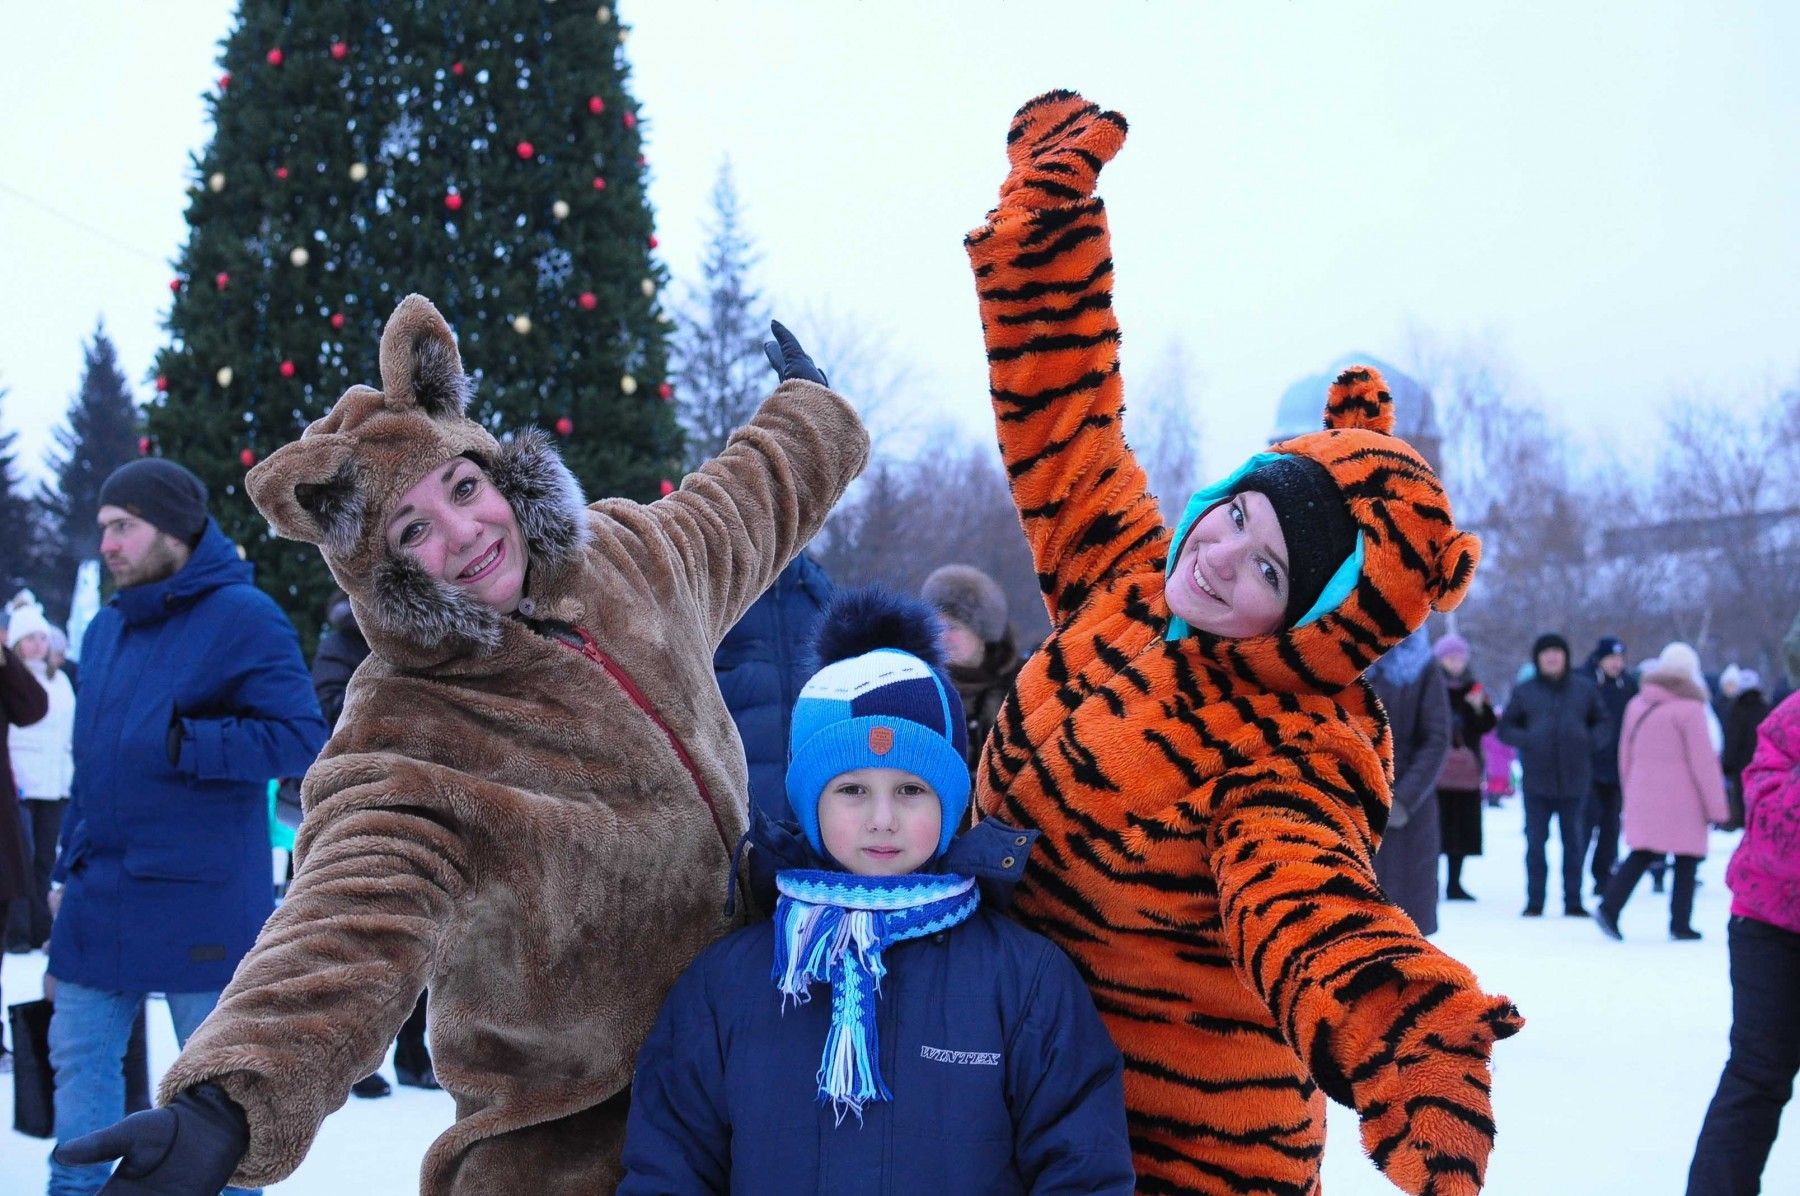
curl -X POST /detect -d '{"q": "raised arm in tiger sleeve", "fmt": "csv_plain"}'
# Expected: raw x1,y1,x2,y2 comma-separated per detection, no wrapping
1207,753,1524,1195
965,91,1167,628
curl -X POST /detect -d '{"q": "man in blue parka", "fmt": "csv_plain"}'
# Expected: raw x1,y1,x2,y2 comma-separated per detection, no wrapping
46,459,327,1196
713,552,833,822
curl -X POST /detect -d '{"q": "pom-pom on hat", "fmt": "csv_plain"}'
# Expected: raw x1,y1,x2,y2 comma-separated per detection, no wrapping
785,587,970,861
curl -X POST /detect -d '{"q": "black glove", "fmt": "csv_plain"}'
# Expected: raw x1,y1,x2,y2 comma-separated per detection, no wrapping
53,1083,250,1195
761,320,827,386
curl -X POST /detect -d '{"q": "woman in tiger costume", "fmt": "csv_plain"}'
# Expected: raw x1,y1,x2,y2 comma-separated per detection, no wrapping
965,91,1523,1195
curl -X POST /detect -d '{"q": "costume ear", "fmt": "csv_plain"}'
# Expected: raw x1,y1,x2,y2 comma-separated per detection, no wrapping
1323,365,1396,435
245,435,363,553
378,293,469,418
1431,530,1481,612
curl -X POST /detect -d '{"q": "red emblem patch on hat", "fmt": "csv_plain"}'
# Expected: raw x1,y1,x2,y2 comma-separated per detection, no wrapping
869,725,895,755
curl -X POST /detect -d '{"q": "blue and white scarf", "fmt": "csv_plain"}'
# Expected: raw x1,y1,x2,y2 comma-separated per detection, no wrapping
771,869,979,1122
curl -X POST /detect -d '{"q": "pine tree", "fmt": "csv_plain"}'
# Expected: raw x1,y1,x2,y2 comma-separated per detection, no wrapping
672,160,769,469
0,389,43,604
146,1,677,642
35,323,142,622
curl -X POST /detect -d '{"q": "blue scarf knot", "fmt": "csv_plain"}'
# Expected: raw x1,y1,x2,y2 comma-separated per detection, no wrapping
771,869,979,1122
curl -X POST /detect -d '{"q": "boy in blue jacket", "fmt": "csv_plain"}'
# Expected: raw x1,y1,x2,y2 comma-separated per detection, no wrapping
620,590,1133,1195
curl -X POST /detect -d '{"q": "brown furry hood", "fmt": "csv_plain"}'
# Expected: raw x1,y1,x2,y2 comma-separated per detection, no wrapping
922,563,1010,644
246,294,590,670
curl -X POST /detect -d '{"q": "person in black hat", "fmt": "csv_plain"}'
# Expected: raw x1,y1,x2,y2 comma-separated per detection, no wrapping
1498,633,1608,916
94,458,212,587
1582,635,1638,895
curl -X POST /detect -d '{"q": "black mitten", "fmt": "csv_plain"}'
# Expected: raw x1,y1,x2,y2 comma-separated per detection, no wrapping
53,1083,249,1195
761,320,828,386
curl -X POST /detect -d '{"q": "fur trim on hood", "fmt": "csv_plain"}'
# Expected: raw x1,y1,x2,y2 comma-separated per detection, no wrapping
246,295,590,670
922,564,1009,645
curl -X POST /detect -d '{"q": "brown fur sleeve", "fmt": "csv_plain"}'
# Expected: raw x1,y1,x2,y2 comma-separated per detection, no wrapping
156,755,472,1187
642,379,867,647
1206,752,1523,1195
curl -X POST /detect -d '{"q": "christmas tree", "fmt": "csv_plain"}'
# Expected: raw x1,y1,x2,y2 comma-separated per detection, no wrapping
0,388,44,603
36,323,142,622
147,1,677,642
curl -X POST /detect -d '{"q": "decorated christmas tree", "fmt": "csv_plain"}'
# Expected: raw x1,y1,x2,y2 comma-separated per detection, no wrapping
147,1,677,640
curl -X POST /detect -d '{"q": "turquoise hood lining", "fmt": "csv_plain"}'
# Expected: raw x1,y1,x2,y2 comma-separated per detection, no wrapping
1163,452,1365,641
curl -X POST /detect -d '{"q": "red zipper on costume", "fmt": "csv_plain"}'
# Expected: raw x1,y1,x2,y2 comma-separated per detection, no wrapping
562,625,732,857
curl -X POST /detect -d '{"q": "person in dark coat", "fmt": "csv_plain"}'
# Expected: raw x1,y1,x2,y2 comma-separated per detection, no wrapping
1368,630,1452,935
0,618,50,1062
921,563,1023,798
1432,634,1497,901
1497,632,1607,917
621,590,1133,1195
310,589,437,1097
46,459,327,1196
1582,635,1638,897
713,553,833,823
1720,670,1771,831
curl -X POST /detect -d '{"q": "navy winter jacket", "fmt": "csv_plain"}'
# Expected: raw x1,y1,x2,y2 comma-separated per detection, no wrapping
1497,668,1607,801
49,521,328,993
713,554,833,822
620,815,1134,1196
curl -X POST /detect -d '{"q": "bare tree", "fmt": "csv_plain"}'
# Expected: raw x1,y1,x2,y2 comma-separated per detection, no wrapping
1131,338,1206,519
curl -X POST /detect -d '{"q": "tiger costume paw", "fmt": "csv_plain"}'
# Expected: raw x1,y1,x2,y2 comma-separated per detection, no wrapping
997,89,1128,210
1357,997,1523,1194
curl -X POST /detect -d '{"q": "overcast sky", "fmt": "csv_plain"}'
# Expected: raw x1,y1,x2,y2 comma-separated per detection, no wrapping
2,1,1795,487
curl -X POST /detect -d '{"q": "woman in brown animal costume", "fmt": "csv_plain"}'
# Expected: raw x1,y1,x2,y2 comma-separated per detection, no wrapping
54,296,868,1194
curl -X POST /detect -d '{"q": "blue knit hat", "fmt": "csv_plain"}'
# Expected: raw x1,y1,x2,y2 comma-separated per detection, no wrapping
785,588,970,861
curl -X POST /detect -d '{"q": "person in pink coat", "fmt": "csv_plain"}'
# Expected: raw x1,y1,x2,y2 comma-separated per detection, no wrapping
1595,642,1731,941
1685,684,1800,1193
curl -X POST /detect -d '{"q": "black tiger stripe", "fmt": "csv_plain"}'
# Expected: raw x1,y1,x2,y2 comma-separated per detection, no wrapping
978,253,1111,302
1007,413,1114,477
992,287,1113,327
1011,222,1107,271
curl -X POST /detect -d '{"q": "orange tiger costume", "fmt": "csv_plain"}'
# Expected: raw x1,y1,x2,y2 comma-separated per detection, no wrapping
966,92,1523,1195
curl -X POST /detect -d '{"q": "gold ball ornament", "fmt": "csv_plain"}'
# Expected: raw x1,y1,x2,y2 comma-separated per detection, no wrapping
620,374,638,396
289,246,310,266
617,28,629,44
551,199,571,220
349,162,369,182
639,277,656,298
512,315,533,334
207,172,226,192
215,366,234,387
596,6,612,22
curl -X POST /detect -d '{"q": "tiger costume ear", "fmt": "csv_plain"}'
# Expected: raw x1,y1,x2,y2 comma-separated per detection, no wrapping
245,435,364,554
1432,530,1481,612
1323,365,1395,435
378,293,470,418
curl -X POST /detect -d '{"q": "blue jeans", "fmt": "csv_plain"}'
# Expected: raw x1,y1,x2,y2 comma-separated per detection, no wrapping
47,981,261,1196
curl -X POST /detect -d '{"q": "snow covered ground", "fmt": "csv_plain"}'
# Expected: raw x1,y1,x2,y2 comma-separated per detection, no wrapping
2,802,1795,1193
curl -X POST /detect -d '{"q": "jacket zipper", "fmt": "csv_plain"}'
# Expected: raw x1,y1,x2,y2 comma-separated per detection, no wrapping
562,626,733,858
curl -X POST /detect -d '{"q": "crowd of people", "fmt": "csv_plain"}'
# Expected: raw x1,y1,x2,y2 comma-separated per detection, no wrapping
0,89,1793,1196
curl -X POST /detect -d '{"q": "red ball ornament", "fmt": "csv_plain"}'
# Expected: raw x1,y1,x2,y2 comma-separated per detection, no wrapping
154,374,169,393
516,140,535,160
279,360,296,378
275,166,289,180
657,381,673,401
266,47,283,66
637,154,647,167
658,479,674,498
587,96,604,115
169,277,183,293
330,41,348,61
451,60,465,76
329,311,346,331
622,111,637,130
647,234,658,250
214,272,231,290
591,176,606,191
218,73,231,91
137,436,152,456
240,448,258,467
578,291,598,311
554,417,574,437
444,190,463,212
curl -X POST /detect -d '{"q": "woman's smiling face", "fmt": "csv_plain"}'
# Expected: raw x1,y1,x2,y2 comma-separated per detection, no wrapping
1165,491,1291,639
386,458,527,613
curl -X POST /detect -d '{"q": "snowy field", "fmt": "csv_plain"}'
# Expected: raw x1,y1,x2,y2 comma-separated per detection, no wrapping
2,801,1795,1193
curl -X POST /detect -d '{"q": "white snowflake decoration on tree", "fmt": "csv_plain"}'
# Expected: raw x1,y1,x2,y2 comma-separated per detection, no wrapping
534,247,573,291
379,114,424,164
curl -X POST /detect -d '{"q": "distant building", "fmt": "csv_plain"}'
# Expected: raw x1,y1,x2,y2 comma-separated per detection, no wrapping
1271,353,1442,473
